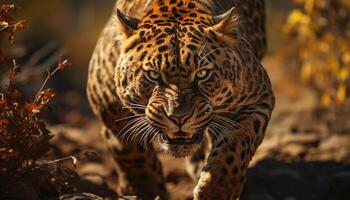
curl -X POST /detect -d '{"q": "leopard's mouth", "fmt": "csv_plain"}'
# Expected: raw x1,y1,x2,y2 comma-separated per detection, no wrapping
157,129,205,157
160,131,203,145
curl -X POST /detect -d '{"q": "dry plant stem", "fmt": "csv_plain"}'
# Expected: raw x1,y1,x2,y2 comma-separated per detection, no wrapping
8,60,16,84
33,66,60,104
30,156,78,171
7,59,19,90
30,151,97,171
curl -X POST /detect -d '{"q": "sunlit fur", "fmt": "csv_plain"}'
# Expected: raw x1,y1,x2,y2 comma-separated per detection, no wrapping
112,0,273,157
87,0,274,198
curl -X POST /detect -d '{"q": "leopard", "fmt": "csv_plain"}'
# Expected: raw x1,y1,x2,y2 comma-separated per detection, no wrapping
87,0,275,199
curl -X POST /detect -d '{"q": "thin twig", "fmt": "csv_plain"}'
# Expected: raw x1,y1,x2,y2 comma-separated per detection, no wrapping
0,20,25,32
33,60,65,104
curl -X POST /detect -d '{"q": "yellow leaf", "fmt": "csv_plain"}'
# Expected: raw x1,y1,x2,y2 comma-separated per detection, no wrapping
336,84,347,103
338,68,349,81
342,52,350,64
287,10,311,25
301,63,312,81
321,93,331,107
304,0,315,14
328,55,339,72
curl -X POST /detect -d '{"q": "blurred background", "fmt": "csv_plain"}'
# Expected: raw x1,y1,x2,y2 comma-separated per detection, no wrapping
1,0,118,125
1,1,350,199
1,0,348,127
1,0,349,122
1,0,299,125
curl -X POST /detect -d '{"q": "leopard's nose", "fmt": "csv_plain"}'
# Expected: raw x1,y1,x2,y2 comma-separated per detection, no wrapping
168,113,190,126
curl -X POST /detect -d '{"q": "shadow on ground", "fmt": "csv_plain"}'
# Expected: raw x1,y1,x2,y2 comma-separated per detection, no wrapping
242,159,350,200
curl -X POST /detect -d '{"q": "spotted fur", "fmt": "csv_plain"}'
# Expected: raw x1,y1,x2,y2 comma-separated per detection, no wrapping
87,0,274,199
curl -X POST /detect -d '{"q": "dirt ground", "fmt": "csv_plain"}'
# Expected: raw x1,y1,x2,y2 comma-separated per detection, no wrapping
50,58,350,200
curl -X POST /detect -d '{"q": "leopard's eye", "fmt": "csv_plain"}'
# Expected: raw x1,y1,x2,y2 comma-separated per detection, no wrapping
148,70,161,81
196,69,210,80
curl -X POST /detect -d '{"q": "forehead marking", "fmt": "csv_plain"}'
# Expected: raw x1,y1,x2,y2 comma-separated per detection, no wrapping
137,0,215,81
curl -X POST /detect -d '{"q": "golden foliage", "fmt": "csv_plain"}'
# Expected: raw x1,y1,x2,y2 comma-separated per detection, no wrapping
0,58,70,173
0,5,81,199
284,0,350,106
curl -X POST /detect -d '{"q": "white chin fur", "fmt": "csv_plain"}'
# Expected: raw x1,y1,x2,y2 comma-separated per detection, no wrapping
160,143,201,158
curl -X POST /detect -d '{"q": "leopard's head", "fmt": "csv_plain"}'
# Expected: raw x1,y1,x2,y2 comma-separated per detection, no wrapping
115,0,256,157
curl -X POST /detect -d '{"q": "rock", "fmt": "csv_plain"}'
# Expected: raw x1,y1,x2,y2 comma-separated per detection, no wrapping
79,163,111,177
117,196,143,200
59,193,104,200
245,193,276,200
282,143,307,158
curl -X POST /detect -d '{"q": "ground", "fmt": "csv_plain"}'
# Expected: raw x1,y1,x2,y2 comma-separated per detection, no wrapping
50,58,350,200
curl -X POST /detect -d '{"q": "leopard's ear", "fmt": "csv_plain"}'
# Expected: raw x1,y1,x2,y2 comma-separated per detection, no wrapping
116,9,140,38
209,7,238,37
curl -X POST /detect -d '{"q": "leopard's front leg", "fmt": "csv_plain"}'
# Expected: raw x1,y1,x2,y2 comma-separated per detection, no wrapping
193,114,269,200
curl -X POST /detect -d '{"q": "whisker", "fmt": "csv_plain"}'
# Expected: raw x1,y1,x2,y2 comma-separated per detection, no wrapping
115,114,146,123
126,102,147,108
122,106,146,111
129,120,148,143
124,118,148,143
133,119,151,140
138,124,154,147
138,125,150,146
117,117,145,141
149,120,168,129
213,110,240,115
198,39,208,57
199,47,224,63
150,129,160,143
211,120,235,141
146,127,158,144
119,117,144,134
213,101,256,108
207,126,222,141
208,123,219,138
214,115,242,128
146,126,158,144
213,115,251,135
214,116,238,128
210,122,228,141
